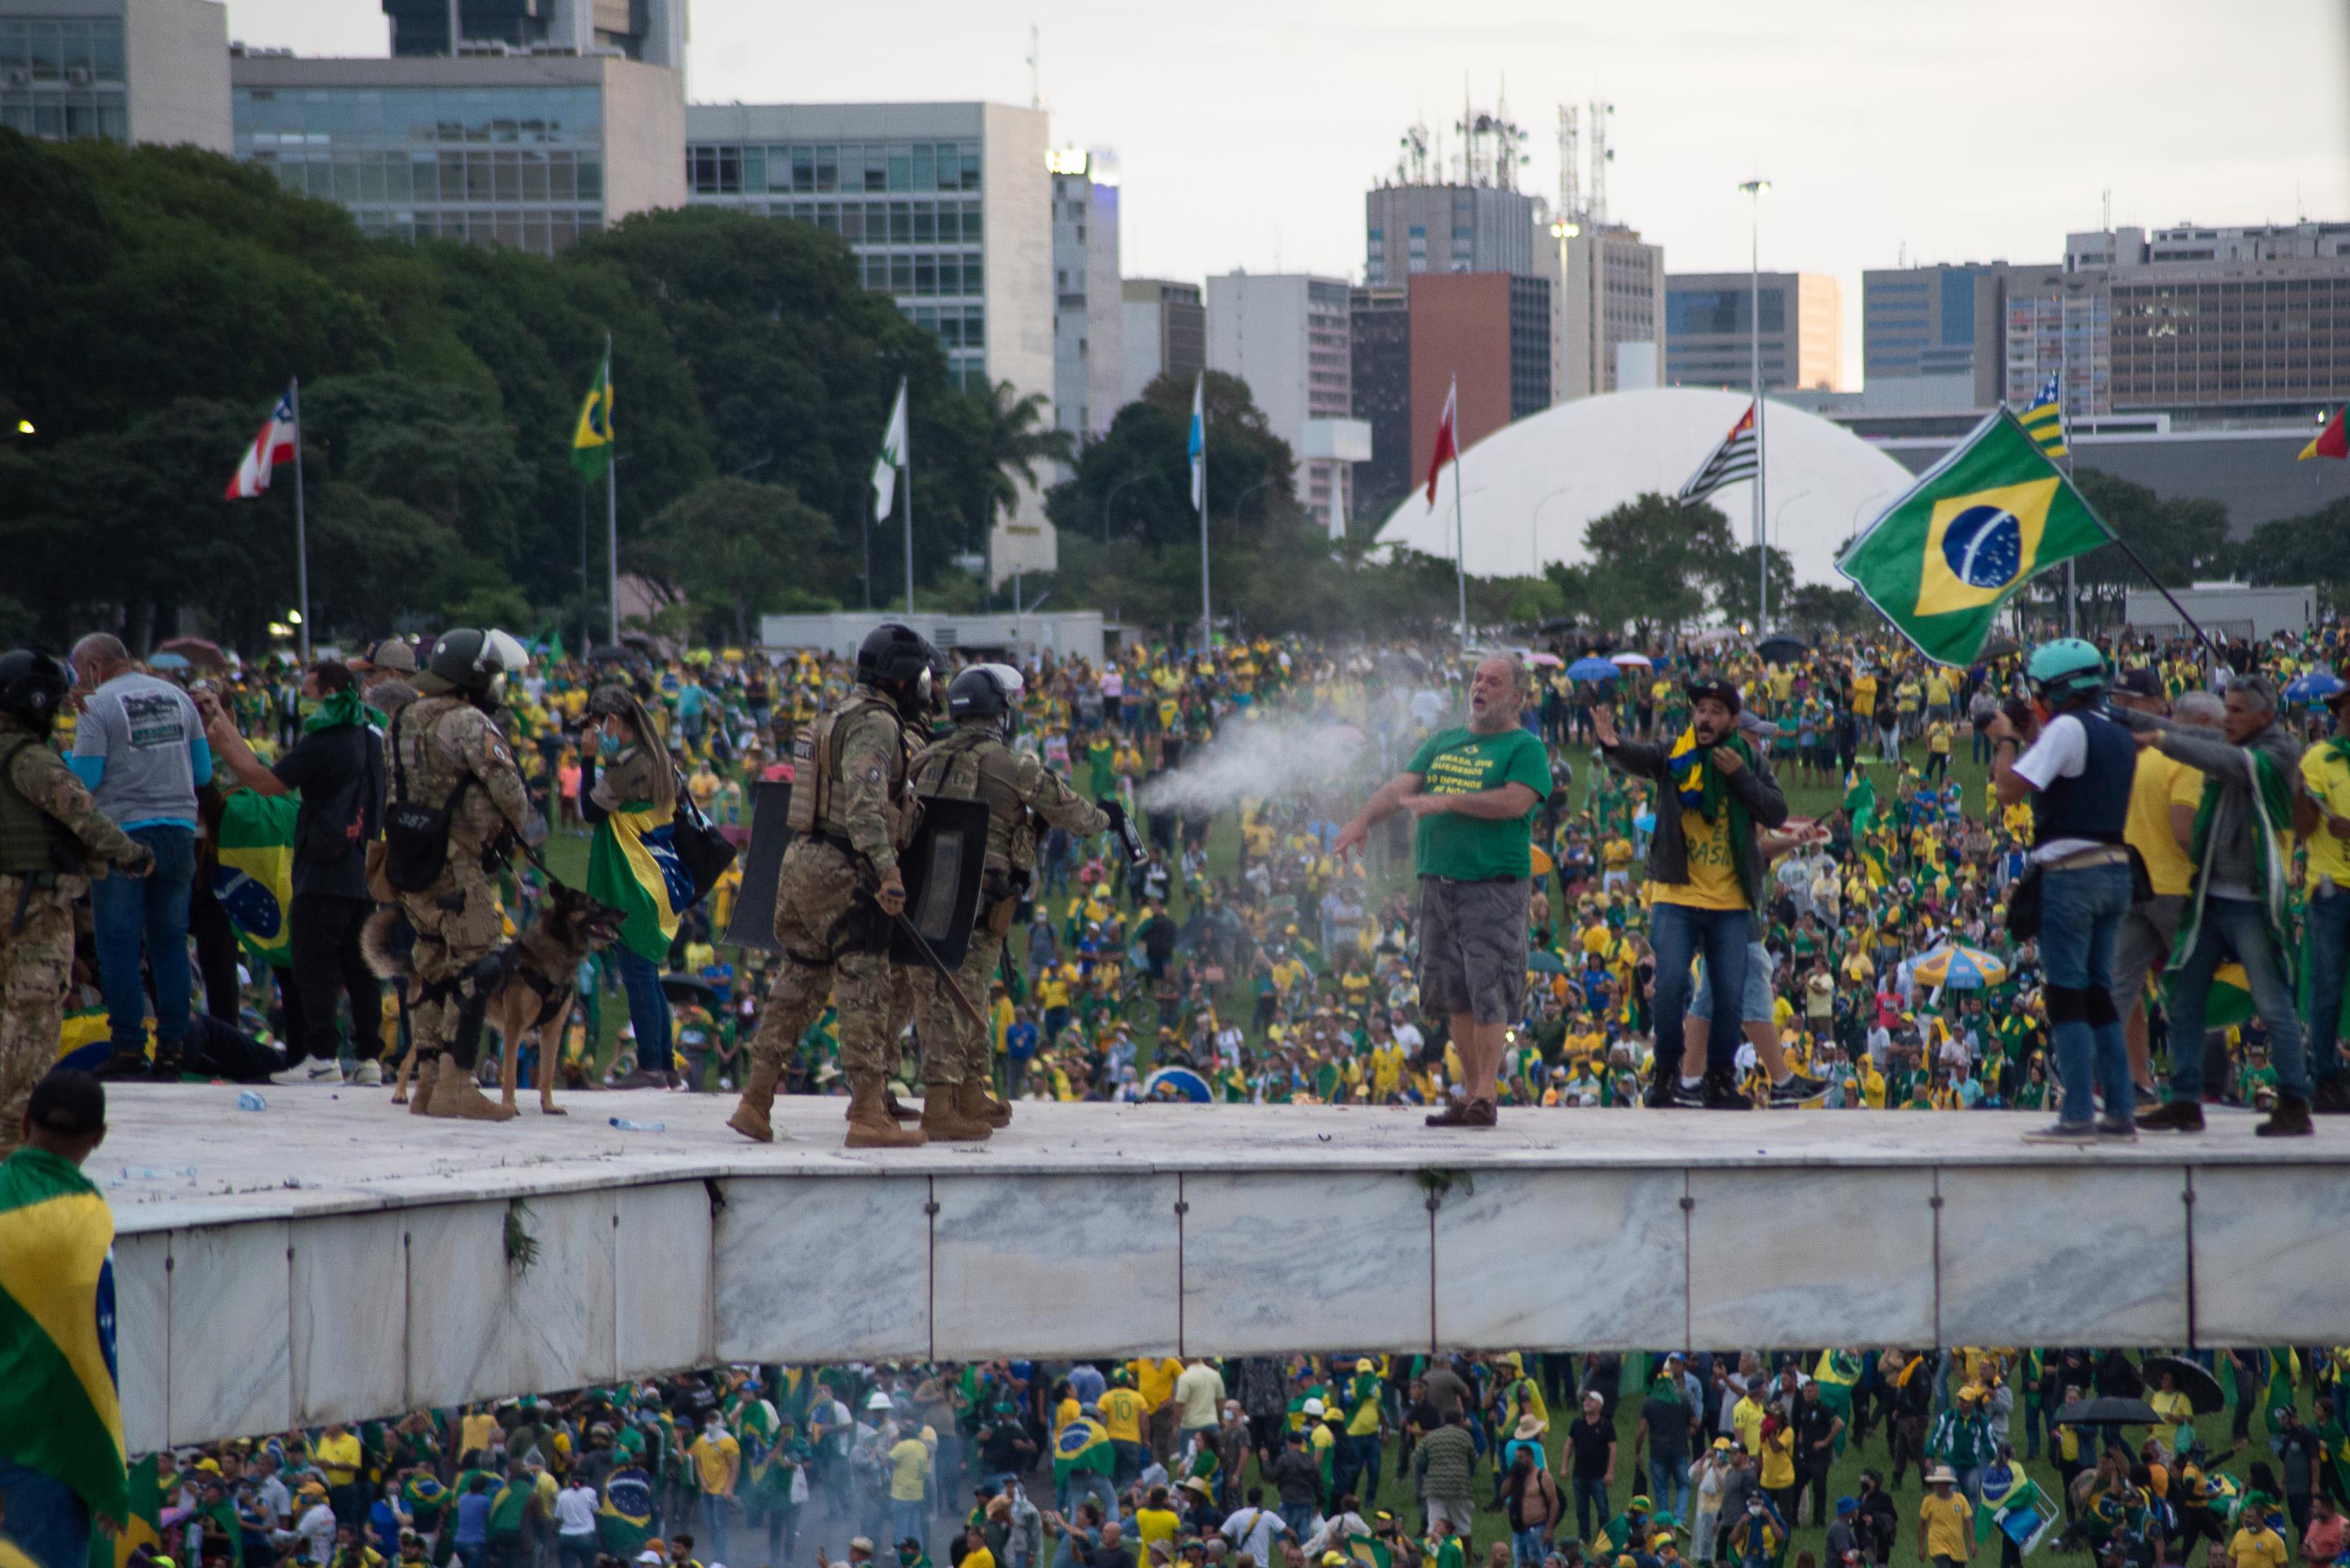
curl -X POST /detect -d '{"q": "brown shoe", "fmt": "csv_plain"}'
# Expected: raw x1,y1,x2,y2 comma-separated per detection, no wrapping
844,1081,925,1148
425,1061,517,1122
406,1055,440,1115
2138,1099,2205,1133
960,1078,1012,1129
2257,1093,2313,1137
920,1082,994,1142
1425,1097,1498,1129
727,1060,782,1143
2309,1075,2350,1115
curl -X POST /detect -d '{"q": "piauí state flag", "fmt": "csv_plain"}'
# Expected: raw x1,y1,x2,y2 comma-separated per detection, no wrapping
213,789,299,970
1836,406,2110,665
0,1147,127,1526
571,352,614,482
585,799,690,965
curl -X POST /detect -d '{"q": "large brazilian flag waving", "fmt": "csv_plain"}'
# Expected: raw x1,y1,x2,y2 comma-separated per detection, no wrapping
0,1147,128,1526
1837,407,2110,666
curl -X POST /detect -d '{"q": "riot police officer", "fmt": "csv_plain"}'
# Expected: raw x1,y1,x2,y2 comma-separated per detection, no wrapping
907,663,1112,1140
729,623,938,1148
0,649,150,1152
388,628,538,1121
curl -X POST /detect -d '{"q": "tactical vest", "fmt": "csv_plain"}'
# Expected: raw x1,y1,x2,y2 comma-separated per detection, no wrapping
909,723,1031,874
785,690,908,840
0,732,85,876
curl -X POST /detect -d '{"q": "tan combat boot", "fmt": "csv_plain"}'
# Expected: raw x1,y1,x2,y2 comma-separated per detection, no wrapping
406,1055,440,1116
881,1086,921,1122
425,1060,517,1122
920,1079,994,1142
960,1078,1011,1129
845,1081,926,1148
727,1060,782,1143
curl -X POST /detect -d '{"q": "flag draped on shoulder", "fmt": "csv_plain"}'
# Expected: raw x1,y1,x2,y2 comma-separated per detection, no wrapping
1347,1537,1394,1568
571,352,614,482
586,800,692,965
1678,399,1758,505
224,387,298,500
213,789,299,970
1424,378,1459,506
1188,373,1207,513
2301,406,2348,462
596,1471,656,1557
1053,1418,1114,1490
2020,374,2067,459
103,1453,164,1568
1835,407,2110,666
0,1147,127,1526
873,378,909,519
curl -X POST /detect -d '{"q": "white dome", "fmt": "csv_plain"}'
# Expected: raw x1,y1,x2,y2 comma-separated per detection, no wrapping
1374,387,1916,587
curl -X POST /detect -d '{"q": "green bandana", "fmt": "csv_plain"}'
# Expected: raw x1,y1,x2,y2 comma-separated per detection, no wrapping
305,688,387,734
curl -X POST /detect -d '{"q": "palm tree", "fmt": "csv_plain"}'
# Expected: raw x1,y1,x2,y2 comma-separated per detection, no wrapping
975,379,1076,529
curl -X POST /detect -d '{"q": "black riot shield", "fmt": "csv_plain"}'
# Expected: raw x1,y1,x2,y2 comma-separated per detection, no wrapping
721,780,796,952
891,795,989,969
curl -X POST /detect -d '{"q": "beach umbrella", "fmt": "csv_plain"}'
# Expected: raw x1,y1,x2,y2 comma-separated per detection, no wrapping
1913,944,2009,989
1567,656,1619,681
1611,651,1654,669
1143,1066,1211,1102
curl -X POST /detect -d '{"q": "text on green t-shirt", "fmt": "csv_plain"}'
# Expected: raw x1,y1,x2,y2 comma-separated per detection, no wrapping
1405,724,1551,882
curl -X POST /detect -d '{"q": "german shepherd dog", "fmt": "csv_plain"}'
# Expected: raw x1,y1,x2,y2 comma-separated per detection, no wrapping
362,880,623,1115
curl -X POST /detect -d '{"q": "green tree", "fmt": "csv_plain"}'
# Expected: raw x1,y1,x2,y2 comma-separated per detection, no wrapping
1552,494,1734,636
1707,544,1796,629
639,477,842,643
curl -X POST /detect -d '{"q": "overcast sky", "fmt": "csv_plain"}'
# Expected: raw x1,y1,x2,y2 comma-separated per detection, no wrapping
229,0,2350,389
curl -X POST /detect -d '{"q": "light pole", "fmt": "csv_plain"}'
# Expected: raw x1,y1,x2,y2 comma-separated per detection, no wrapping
1232,475,1278,529
1738,179,1771,632
1549,218,1580,396
1103,471,1146,547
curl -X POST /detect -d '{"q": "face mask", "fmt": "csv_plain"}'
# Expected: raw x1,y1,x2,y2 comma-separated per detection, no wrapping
599,733,622,758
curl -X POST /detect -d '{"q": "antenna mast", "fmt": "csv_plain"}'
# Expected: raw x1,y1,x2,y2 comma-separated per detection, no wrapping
1557,104,1580,219
1026,23,1039,110
1587,98,1612,224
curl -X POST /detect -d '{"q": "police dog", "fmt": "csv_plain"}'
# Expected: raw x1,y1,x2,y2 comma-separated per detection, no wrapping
363,880,622,1115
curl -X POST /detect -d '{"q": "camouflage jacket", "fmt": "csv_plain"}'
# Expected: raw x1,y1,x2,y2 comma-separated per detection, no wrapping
909,723,1108,875
389,695,533,853
823,690,916,880
0,721,143,874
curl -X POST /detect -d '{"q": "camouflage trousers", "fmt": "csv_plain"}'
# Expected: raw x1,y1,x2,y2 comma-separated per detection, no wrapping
747,838,912,1084
396,863,504,1070
0,875,80,1156
917,928,1002,1089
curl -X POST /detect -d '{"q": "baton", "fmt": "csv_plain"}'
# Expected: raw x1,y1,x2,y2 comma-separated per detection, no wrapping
861,874,992,1035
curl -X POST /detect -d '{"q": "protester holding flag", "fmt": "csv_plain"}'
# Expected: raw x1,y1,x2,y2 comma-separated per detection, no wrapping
583,685,685,1078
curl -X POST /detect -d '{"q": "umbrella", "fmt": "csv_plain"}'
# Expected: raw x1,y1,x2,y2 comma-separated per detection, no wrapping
1526,949,1570,975
660,974,721,1010
1567,656,1619,681
2142,1356,2226,1415
1611,651,1654,669
1981,635,2023,661
147,651,192,672
1529,652,1564,667
1142,1066,1211,1103
157,636,229,673
1913,944,2009,989
2283,671,2344,705
1755,633,1809,665
1634,811,1656,835
2054,1397,2160,1426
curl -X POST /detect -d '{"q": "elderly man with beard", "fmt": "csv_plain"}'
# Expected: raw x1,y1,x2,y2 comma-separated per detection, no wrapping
1336,657,1552,1129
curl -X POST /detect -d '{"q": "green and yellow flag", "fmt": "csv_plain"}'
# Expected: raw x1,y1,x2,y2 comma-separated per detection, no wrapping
571,350,613,482
1836,407,2109,666
214,789,298,970
0,1147,128,1526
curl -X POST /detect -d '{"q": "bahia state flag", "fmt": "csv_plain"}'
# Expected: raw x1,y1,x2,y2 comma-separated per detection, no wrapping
1836,407,2110,666
0,1140,128,1530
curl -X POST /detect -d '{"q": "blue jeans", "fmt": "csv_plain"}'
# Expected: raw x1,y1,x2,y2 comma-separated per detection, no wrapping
2297,888,2350,1086
1060,1468,1116,1520
2037,861,2133,1125
1650,901,1753,1078
91,823,197,1055
1512,1526,1548,1567
612,944,673,1074
0,1459,89,1568
703,1492,733,1561
2164,894,2309,1100
1648,1457,1690,1523
1571,1475,1609,1541
891,1498,926,1553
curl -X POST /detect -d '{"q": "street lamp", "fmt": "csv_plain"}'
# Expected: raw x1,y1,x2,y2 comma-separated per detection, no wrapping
1738,179,1771,630
1549,219,1580,395
1232,475,1278,529
1104,471,1147,546
11,420,29,436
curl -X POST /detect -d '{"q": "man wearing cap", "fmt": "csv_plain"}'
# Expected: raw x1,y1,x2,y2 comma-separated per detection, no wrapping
1916,1469,1972,1568
1566,1393,1616,1545
1925,1392,1992,1515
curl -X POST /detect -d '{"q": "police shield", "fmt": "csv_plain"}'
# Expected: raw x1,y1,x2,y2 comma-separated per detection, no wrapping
891,795,989,969
721,780,796,952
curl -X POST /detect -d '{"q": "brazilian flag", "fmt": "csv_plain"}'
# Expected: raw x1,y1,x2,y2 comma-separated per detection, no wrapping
215,790,299,970
0,1147,128,1530
1837,407,2110,666
92,1454,163,1568
1347,1537,1393,1568
1814,1350,1860,1455
571,351,614,482
1052,1418,1114,1491
597,1471,656,1558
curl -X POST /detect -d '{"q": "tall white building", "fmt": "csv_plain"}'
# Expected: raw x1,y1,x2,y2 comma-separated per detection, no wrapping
1557,222,1665,398
0,0,231,151
1049,146,1121,441
1121,279,1205,405
1206,273,1370,526
684,100,1058,582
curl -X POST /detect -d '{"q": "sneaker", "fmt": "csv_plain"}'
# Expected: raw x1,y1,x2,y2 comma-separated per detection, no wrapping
92,1049,151,1082
2138,1099,2205,1133
351,1060,384,1087
1643,1073,1678,1109
2309,1075,2350,1115
2255,1094,2313,1138
2094,1117,2138,1142
2133,1082,2162,1110
305,1059,341,1081
1671,1079,1710,1109
2022,1119,2099,1144
1768,1071,1829,1107
1700,1069,1753,1110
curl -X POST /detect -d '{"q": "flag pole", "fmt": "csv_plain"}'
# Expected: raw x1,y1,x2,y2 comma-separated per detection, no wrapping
1198,389,1211,652
902,381,915,613
605,331,619,645
1452,439,1469,649
291,376,311,665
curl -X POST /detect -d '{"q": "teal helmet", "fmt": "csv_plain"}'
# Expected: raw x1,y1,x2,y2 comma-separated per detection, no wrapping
2025,637,2106,702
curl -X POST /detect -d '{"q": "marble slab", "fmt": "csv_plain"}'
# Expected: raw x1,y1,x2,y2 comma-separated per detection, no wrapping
1181,1171,1431,1354
167,1220,292,1445
616,1181,714,1374
1688,1168,1936,1347
931,1172,1180,1357
289,1212,408,1427
1437,1169,1689,1349
2179,1165,2350,1344
712,1175,930,1363
405,1193,616,1410
1937,1165,2187,1346
114,1229,172,1454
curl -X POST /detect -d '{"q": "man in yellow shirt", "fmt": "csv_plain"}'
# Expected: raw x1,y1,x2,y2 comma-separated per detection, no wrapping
2227,1509,2289,1568
316,1421,366,1523
690,1413,743,1561
2108,671,2211,1099
1916,1468,1973,1568
2296,684,2350,1112
1132,1357,1184,1460
1099,1375,1152,1484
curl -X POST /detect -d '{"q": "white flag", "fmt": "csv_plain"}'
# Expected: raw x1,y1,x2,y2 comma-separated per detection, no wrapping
1187,372,1206,513
872,378,909,519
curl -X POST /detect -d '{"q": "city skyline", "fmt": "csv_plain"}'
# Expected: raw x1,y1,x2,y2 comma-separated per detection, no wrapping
223,0,2350,391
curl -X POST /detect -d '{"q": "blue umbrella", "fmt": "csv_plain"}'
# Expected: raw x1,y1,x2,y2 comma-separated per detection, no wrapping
2283,672,2344,705
1143,1066,1211,1103
1567,656,1618,681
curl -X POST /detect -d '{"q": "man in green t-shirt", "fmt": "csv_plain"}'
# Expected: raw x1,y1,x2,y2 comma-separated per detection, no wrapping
1337,656,1549,1129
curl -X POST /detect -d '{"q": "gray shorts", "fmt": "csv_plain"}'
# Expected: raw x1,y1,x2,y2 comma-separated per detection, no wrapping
2111,893,2186,1015
1692,938,1776,1024
1416,874,1531,1024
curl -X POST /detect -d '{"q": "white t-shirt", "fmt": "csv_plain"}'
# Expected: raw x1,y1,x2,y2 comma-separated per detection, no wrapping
2012,713,2099,863
554,1486,598,1536
1221,1507,1284,1564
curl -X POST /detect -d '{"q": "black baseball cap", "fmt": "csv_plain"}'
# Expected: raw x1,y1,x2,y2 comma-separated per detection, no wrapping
2113,667,2162,699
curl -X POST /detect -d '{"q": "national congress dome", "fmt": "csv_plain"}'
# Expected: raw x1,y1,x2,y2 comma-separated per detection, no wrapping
1373,387,1916,587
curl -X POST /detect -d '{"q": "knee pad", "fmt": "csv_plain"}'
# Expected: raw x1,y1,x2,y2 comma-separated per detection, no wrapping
2045,985,2091,1025
448,985,494,1071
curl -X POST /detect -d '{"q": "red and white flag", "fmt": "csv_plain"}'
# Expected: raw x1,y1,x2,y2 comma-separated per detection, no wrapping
225,387,298,499
1423,376,1458,506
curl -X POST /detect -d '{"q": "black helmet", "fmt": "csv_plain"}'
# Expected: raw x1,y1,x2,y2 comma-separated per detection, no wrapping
420,628,530,695
946,663,1024,735
856,623,940,711
0,649,73,735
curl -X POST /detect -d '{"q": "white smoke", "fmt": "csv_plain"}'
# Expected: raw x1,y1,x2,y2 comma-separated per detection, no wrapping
1137,716,1379,815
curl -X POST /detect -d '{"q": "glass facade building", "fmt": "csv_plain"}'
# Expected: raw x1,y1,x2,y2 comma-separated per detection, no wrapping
0,13,128,140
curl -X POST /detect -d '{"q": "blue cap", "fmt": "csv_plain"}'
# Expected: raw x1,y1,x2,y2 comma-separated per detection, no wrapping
1835,1498,1857,1516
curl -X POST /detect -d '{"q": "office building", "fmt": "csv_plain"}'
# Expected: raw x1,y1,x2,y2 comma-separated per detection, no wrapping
380,0,685,70
0,0,230,151
1365,182,1541,282
1665,270,1843,392
1121,278,1204,404
1558,222,1665,397
2001,262,2110,421
1206,272,1369,524
684,100,1055,579
1405,272,1550,480
1349,284,1411,511
1861,262,2015,411
231,49,682,254
1048,146,1119,440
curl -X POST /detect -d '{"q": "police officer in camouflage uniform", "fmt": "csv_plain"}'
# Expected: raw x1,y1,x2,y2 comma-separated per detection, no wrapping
391,629,540,1122
907,663,1109,1141
728,623,938,1149
0,649,151,1154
